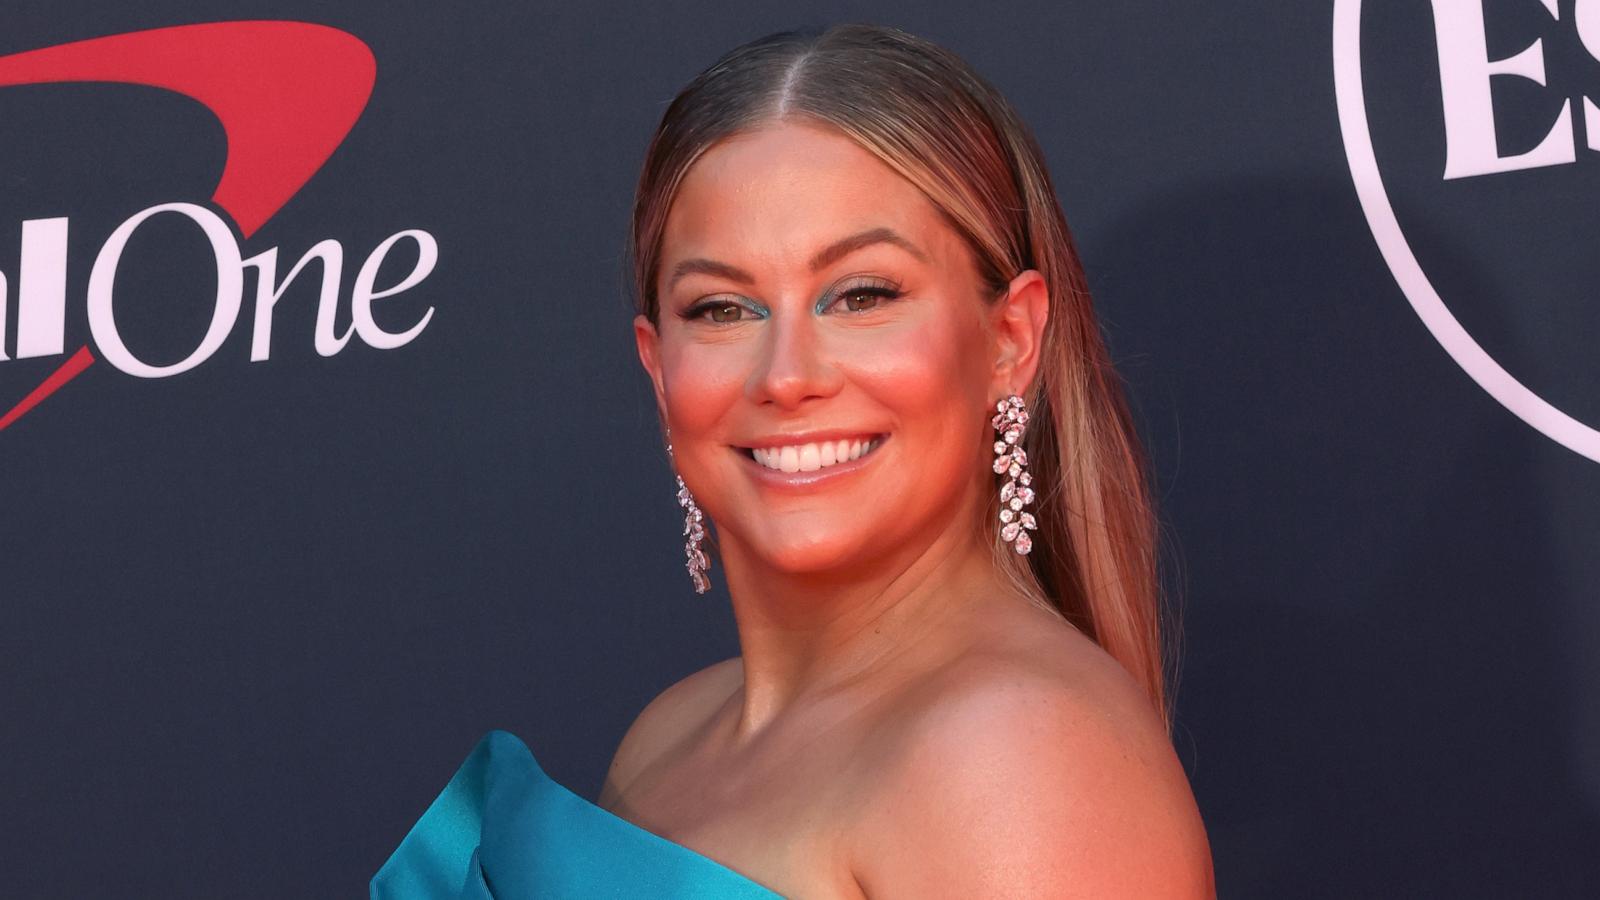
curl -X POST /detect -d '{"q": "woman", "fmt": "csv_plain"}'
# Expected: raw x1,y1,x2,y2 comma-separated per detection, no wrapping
373,22,1213,899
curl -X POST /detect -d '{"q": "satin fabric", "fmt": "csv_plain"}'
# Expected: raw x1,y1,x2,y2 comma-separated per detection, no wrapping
371,730,785,899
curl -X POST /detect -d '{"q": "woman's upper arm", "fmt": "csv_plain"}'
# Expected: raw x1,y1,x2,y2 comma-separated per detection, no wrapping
851,664,1215,899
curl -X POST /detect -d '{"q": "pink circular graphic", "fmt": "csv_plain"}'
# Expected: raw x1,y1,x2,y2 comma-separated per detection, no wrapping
1332,0,1600,463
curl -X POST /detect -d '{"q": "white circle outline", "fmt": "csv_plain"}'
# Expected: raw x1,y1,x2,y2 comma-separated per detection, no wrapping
1332,0,1600,462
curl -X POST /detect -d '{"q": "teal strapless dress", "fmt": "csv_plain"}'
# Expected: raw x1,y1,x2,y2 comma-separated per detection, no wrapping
370,730,785,899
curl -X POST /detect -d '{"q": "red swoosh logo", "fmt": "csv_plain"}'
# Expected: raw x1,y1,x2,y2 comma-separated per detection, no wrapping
0,20,376,431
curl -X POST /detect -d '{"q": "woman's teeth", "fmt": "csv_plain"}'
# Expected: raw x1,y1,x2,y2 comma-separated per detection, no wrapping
750,436,881,473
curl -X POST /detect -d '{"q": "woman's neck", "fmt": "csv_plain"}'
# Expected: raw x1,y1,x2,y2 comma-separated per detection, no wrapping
717,509,1013,741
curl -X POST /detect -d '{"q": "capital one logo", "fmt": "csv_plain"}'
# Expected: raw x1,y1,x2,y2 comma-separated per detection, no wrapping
0,21,437,431
1334,0,1600,462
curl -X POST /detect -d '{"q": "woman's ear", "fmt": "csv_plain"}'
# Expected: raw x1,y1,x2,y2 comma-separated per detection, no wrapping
634,313,670,426
990,269,1050,399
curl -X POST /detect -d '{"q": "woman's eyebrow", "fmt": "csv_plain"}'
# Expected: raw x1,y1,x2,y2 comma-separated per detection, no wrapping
807,226,928,271
667,227,928,292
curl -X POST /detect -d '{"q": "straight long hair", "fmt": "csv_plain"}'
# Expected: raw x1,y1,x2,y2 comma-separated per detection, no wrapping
627,23,1177,728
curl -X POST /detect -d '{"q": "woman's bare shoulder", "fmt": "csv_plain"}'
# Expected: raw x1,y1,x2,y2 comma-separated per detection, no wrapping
849,612,1215,898
598,656,742,808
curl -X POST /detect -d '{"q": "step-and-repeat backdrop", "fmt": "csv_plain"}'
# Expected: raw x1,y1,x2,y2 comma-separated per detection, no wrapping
3,2,1597,896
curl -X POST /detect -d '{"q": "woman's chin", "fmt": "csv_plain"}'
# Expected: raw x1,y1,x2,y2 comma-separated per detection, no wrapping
742,530,884,576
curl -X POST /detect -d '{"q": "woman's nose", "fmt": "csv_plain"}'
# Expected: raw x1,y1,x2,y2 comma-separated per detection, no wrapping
747,307,842,409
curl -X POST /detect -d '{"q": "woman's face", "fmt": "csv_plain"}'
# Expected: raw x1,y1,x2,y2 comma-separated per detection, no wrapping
635,119,1039,578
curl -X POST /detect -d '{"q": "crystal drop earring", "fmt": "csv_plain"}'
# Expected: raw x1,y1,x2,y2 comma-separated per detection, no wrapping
665,432,711,593
991,394,1037,555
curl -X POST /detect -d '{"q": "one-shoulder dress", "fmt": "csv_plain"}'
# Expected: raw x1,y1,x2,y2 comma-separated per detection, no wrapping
370,730,785,899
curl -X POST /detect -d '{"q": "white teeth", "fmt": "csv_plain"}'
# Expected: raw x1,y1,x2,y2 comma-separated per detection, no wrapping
799,444,822,472
750,436,881,472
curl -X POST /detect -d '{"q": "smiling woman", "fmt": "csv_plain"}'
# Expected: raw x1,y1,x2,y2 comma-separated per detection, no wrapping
372,21,1213,900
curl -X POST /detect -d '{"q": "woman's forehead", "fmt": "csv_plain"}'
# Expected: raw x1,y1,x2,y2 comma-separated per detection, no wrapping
674,123,918,212
662,125,956,275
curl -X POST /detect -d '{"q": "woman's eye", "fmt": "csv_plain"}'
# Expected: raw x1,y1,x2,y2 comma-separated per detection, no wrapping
831,286,900,313
842,291,880,312
684,301,751,323
707,303,745,323
684,284,898,323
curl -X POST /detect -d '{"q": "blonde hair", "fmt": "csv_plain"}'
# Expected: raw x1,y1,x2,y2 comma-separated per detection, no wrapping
628,23,1178,728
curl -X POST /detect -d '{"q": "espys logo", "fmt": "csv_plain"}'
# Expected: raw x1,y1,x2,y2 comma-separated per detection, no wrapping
1334,0,1600,463
0,21,437,431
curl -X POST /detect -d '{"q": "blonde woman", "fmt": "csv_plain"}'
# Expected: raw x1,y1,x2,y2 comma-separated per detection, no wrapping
374,22,1213,899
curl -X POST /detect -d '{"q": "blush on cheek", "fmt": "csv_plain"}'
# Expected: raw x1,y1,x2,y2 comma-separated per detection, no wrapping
850,317,990,507
845,316,981,420
661,343,750,436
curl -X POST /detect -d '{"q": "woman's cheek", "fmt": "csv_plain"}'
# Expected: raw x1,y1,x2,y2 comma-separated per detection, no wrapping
843,316,974,415
661,340,749,435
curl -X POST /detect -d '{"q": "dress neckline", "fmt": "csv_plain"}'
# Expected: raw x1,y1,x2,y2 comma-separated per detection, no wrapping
496,730,785,897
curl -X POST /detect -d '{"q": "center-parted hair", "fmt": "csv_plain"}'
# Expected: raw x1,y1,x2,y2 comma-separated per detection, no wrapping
627,22,1177,728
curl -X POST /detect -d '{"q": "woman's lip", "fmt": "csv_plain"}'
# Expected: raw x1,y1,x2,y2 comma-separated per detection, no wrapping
732,434,888,488
736,431,886,450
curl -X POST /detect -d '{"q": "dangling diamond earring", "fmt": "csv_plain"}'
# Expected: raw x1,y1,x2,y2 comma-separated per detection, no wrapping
666,435,711,593
991,394,1037,555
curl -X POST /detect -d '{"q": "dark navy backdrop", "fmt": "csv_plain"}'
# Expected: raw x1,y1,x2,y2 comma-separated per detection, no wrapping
3,2,1596,897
